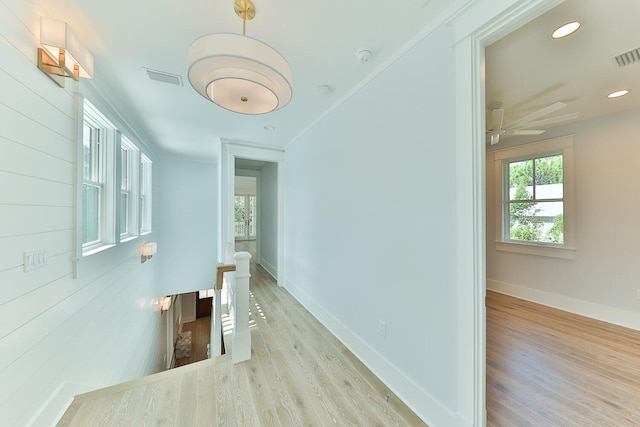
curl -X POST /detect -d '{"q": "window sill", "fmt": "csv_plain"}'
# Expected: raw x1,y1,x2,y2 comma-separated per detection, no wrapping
495,241,575,260
82,243,116,257
120,235,138,243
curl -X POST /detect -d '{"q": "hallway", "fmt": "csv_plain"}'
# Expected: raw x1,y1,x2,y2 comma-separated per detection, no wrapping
57,240,426,426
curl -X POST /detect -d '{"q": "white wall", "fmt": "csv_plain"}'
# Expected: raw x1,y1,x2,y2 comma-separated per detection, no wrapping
284,25,458,425
487,108,640,329
181,292,197,323
0,2,165,425
158,158,218,295
259,162,278,277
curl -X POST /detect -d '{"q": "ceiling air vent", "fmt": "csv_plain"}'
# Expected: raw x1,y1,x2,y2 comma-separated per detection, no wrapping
613,47,640,67
143,68,183,86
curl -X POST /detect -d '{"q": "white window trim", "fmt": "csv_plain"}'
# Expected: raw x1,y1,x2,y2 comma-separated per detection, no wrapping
120,136,140,241
82,100,117,255
81,124,104,248
493,135,575,259
140,153,153,234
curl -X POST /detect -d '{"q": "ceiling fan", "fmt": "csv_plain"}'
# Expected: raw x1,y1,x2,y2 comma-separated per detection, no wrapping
487,101,580,145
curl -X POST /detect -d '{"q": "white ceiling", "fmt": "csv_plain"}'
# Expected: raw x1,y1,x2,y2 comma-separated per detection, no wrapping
31,0,640,159
486,0,640,142
33,0,454,161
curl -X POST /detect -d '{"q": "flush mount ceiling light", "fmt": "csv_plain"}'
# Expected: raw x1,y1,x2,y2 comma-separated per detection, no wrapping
607,89,630,99
551,21,581,39
187,0,292,115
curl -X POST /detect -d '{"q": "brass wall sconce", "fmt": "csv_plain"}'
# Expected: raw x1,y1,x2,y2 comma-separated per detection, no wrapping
160,296,172,314
38,17,94,88
141,242,157,263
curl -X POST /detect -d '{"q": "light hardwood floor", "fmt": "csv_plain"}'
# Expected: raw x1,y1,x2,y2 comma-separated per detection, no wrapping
487,290,640,426
57,241,426,426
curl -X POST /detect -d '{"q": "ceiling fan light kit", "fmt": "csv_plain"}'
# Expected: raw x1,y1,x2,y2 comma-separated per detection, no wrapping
187,0,292,115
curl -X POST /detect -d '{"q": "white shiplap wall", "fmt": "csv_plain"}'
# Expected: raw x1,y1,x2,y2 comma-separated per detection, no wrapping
0,2,165,425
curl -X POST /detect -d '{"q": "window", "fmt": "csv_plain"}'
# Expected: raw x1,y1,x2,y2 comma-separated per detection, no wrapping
82,122,103,246
507,154,563,243
82,100,116,252
81,99,148,256
120,137,139,239
140,154,153,233
494,136,575,259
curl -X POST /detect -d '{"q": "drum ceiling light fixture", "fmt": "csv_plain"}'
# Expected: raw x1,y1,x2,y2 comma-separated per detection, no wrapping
187,0,293,115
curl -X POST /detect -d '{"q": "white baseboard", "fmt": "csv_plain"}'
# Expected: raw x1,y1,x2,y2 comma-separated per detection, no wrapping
284,279,456,427
29,382,96,427
258,259,277,279
487,279,640,331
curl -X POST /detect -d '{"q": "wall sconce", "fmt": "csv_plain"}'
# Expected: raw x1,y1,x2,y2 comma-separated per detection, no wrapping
160,296,172,314
38,17,94,88
141,242,157,263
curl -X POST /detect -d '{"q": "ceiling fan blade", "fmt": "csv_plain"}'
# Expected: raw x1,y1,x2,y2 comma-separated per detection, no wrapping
505,112,580,130
504,101,567,129
507,129,546,135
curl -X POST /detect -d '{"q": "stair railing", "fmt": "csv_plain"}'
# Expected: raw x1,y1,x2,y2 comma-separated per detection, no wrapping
210,243,252,363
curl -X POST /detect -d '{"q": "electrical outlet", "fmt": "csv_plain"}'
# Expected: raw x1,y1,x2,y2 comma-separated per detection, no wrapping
378,320,386,337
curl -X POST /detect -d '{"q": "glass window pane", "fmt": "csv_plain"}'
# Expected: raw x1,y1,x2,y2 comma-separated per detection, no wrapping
235,196,246,238
83,184,100,244
121,149,129,190
120,192,128,235
249,196,257,236
509,160,533,201
83,125,94,181
535,155,563,186
509,201,563,243
139,157,152,233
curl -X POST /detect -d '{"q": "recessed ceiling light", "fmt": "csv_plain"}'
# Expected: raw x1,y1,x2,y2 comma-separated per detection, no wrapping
264,125,276,131
551,21,581,39
607,89,630,99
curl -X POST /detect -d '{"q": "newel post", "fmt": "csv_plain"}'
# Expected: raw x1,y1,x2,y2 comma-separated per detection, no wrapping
232,251,252,363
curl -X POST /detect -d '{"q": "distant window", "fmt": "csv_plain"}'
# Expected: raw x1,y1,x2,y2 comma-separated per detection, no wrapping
506,154,564,244
493,136,575,259
140,154,153,233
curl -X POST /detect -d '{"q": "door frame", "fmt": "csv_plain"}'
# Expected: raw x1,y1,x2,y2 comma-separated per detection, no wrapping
219,140,285,284
452,0,564,424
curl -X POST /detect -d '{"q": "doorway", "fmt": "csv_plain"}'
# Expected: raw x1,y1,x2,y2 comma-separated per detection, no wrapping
234,194,257,241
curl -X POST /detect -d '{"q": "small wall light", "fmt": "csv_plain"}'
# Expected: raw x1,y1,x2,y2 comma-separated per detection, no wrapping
141,242,157,263
160,296,172,314
38,17,94,88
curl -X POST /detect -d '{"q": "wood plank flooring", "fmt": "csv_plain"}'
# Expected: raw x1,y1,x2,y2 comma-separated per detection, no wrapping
57,241,426,426
487,290,640,426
